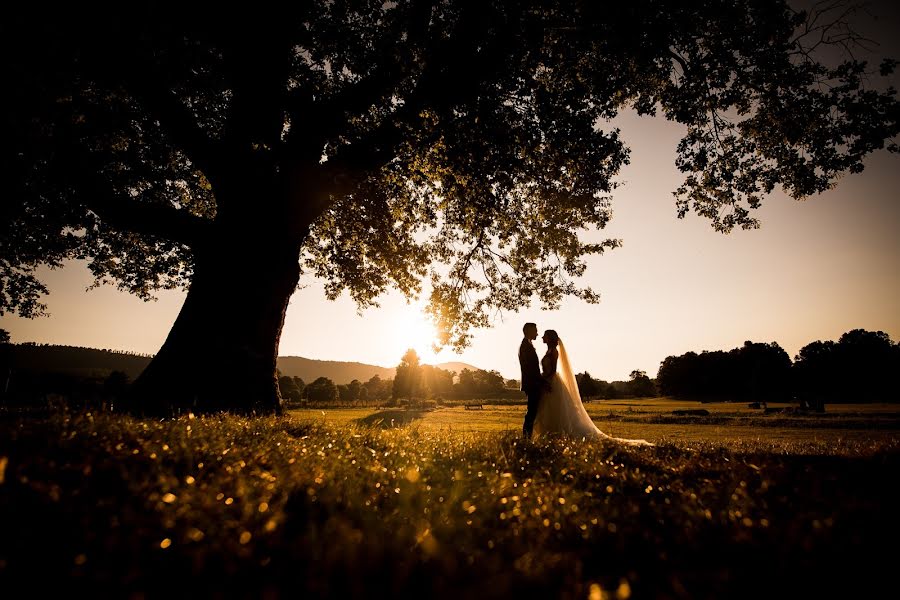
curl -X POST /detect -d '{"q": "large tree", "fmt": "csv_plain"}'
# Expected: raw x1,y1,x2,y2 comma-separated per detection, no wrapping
2,1,897,414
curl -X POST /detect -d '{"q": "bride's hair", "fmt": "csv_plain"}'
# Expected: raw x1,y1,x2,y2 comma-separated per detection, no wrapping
543,329,560,346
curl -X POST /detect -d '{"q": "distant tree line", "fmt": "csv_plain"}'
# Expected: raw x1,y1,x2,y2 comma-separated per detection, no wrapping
276,373,396,406
3,342,153,379
575,370,658,400
6,329,897,409
0,333,145,409
656,329,899,406
657,341,792,402
283,349,521,407
391,349,518,403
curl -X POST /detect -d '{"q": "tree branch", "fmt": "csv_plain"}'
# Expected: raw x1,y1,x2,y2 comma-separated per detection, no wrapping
669,48,690,80
222,26,297,156
128,77,222,179
283,0,439,164
323,3,515,187
83,185,213,248
292,0,519,202
67,146,213,247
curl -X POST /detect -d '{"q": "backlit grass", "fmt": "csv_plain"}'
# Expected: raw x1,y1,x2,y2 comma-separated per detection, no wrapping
1,409,896,598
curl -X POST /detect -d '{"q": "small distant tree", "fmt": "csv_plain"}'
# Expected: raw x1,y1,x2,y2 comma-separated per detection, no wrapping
364,375,387,402
421,365,454,397
393,349,424,400
599,380,619,400
292,377,306,400
456,369,476,397
473,369,506,395
278,376,303,404
103,370,130,410
380,379,394,401
337,384,352,403
576,372,601,399
347,379,362,403
306,377,339,403
628,370,656,398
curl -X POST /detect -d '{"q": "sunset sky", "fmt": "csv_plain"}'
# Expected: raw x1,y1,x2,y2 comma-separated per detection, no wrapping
2,3,898,382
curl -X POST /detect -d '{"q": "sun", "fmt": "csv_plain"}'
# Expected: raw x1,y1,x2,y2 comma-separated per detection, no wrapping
393,305,442,365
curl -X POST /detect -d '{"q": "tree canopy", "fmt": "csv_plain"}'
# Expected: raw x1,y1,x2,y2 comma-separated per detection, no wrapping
2,1,897,413
657,340,793,401
794,328,899,403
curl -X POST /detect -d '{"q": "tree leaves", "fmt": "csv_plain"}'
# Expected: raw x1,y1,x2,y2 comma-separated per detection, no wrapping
2,0,897,352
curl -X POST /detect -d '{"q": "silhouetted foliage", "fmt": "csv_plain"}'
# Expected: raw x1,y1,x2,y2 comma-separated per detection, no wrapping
658,340,805,403
347,380,362,403
794,329,899,406
421,366,454,397
363,375,392,403
102,370,130,409
278,376,304,404
305,377,339,403
576,371,654,400
576,372,601,399
337,384,352,403
3,2,896,415
455,369,476,396
628,370,657,398
291,377,306,400
451,367,512,399
393,349,424,400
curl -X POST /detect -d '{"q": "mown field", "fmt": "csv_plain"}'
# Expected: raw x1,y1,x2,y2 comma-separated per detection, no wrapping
294,397,900,446
1,399,897,598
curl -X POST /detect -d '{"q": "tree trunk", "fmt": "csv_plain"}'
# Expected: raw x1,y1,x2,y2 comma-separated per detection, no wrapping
129,232,301,416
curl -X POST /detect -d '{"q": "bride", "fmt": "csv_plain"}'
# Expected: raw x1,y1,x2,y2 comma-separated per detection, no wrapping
532,330,653,446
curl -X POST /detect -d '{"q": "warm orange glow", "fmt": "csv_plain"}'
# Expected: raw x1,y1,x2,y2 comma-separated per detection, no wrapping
392,303,441,365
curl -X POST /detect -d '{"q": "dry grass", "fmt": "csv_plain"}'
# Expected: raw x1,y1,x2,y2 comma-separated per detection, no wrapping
0,405,896,598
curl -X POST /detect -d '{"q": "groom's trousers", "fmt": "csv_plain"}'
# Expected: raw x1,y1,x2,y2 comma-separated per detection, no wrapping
523,390,541,438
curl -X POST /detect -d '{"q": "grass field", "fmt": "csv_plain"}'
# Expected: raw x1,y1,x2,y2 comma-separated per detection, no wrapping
1,399,897,598
293,397,900,446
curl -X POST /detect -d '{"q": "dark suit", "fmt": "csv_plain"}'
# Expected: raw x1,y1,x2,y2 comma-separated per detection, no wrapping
519,338,543,438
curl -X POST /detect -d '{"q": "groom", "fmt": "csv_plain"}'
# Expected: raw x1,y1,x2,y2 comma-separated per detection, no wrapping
519,322,548,439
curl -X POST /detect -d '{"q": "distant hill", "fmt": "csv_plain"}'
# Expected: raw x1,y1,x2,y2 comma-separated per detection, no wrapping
10,344,152,380
276,357,482,384
433,361,482,375
276,356,395,384
7,344,482,385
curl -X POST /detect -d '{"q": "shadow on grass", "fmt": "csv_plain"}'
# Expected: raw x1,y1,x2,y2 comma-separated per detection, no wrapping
355,409,427,429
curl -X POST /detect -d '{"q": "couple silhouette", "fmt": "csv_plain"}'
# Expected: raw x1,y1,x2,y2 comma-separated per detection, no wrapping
518,322,652,445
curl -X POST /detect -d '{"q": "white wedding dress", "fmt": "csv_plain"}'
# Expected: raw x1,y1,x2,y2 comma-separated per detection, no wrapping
532,341,653,446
